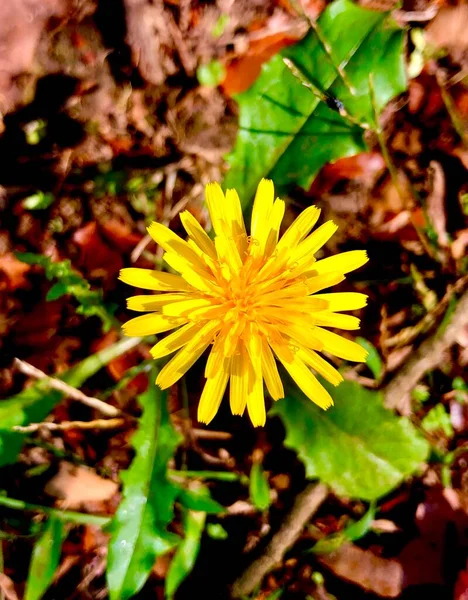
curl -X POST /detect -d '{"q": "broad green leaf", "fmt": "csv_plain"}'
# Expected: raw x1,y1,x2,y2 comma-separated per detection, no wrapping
422,404,454,438
0,337,140,467
249,463,271,511
272,381,429,500
15,253,115,331
107,382,183,600
25,517,65,600
165,507,206,599
225,0,406,204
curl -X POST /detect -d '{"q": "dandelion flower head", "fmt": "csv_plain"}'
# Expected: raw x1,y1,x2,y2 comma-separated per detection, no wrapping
121,179,368,427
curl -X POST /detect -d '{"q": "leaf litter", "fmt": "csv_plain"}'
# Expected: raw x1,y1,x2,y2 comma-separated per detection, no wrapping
0,0,467,598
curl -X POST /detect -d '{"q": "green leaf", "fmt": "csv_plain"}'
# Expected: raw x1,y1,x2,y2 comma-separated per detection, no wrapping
23,192,55,211
206,523,228,540
107,382,183,600
249,462,271,511
165,507,206,599
197,61,226,87
421,404,454,438
15,253,115,331
225,0,406,204
271,381,429,500
310,501,376,554
356,337,383,381
178,487,225,514
25,517,65,600
0,337,140,468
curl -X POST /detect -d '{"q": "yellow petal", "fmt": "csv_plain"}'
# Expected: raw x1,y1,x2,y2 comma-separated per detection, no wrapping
263,199,286,258
298,347,343,386
127,293,190,312
225,188,248,256
272,350,333,409
250,179,274,257
179,211,218,261
156,320,221,389
198,360,230,424
311,311,361,330
277,205,321,250
314,327,368,362
313,250,369,275
293,220,338,261
246,358,266,427
163,298,214,318
230,341,249,416
261,339,284,400
163,252,217,292
305,272,346,294
205,182,226,236
150,322,201,359
314,292,368,311
122,313,186,337
120,268,192,292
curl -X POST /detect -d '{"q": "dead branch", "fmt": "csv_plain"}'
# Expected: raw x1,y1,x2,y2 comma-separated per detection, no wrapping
14,358,121,418
383,287,468,413
13,418,125,433
231,482,329,598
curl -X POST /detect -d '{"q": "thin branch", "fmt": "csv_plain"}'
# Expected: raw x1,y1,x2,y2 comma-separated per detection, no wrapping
13,418,125,434
383,288,468,414
231,483,329,598
14,358,121,417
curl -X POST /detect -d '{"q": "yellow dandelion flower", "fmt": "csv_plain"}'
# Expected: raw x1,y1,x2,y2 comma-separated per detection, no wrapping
121,179,369,427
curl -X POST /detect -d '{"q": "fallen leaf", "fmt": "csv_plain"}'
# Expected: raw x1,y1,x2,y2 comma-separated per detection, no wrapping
72,222,123,282
0,573,19,600
399,487,468,588
318,542,404,598
426,161,449,248
452,230,468,260
221,12,307,95
92,331,148,394
0,252,31,291
455,561,468,600
101,219,144,253
45,461,118,510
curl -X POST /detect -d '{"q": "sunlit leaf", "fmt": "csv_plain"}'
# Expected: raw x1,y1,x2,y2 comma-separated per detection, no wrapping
272,381,429,500
24,517,65,600
422,404,454,438
165,505,206,598
15,253,115,331
356,337,383,381
106,380,183,600
225,0,406,204
249,462,271,511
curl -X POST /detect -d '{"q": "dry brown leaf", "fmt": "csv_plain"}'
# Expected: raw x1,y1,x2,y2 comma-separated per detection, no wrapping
45,461,118,510
452,230,468,260
0,252,31,291
72,222,123,281
318,542,404,598
426,161,449,248
0,573,19,600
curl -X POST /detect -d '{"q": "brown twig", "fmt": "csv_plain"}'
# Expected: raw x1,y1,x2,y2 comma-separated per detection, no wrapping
14,358,121,418
13,418,125,433
231,483,329,598
383,287,468,414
